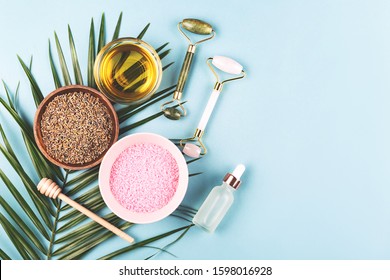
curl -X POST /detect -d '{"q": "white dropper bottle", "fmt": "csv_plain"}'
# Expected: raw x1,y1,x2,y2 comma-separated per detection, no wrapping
192,164,246,233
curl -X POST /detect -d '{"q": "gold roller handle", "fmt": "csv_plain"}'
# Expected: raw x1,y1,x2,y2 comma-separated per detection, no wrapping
174,44,196,102
161,19,216,121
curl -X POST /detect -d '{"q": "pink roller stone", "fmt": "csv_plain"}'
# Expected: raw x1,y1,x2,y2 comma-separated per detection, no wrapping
183,143,201,158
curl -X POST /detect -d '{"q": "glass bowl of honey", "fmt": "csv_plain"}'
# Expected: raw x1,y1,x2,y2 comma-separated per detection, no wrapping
94,38,162,104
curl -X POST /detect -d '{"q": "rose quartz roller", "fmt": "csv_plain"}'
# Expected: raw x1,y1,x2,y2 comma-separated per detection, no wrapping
161,18,216,120
180,56,246,158
37,178,134,243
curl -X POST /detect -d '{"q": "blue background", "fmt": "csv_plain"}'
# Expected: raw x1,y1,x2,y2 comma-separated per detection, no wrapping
1,0,390,259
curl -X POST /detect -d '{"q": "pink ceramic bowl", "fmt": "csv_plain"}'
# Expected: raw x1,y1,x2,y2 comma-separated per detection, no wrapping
99,133,188,224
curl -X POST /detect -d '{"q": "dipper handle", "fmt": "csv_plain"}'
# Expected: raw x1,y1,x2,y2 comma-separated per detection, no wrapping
37,178,134,244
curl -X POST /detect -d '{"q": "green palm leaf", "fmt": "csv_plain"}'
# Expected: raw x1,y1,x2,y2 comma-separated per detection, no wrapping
137,23,150,39
0,146,55,222
59,222,133,260
48,40,62,88
0,213,33,260
0,97,35,142
119,102,187,135
87,18,96,88
56,202,106,233
2,81,17,111
16,56,44,107
98,224,194,260
0,196,46,254
0,249,11,260
112,12,123,41
116,84,176,118
0,170,50,240
163,61,174,71
68,25,84,85
97,13,106,53
66,172,98,196
0,123,18,162
54,32,72,85
54,213,120,244
145,224,192,259
65,166,99,188
54,216,132,257
61,185,100,211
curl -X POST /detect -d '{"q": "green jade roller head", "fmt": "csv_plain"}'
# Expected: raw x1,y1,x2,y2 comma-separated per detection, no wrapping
161,18,216,120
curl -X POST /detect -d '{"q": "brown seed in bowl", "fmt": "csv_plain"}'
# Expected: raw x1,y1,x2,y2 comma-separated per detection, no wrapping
40,91,113,165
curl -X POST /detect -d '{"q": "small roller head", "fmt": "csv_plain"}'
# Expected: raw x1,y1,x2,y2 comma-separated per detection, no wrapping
37,178,62,199
183,143,201,158
212,56,243,75
182,18,213,35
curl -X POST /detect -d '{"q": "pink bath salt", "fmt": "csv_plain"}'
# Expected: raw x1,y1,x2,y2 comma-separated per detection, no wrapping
109,143,179,213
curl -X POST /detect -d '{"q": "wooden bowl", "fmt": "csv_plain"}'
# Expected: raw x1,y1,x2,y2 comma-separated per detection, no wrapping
34,85,119,170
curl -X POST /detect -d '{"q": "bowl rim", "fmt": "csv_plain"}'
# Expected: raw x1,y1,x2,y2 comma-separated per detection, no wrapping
93,37,163,104
33,85,119,170
98,132,189,224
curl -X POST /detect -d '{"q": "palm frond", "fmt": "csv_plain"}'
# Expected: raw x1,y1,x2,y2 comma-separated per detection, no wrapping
59,222,132,260
0,123,18,163
58,195,103,222
87,18,96,88
0,248,11,260
159,49,171,60
163,62,174,71
0,169,50,240
61,185,99,211
187,157,201,164
0,92,65,183
54,216,132,257
2,81,16,111
66,172,98,196
0,213,32,260
0,146,55,222
119,89,175,123
119,101,187,135
68,25,84,85
17,56,44,107
155,42,169,53
98,224,193,260
112,12,123,41
65,166,99,187
116,84,176,118
137,23,150,39
48,40,62,88
54,32,72,85
189,172,203,177
0,196,46,254
97,13,106,53
145,224,193,259
54,213,119,244
56,202,106,233
0,97,34,142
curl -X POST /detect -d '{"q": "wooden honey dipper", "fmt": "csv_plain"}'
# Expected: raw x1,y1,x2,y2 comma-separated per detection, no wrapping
37,178,134,244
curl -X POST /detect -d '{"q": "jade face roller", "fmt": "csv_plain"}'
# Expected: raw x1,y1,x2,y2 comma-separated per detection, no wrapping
180,56,246,158
161,18,216,120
